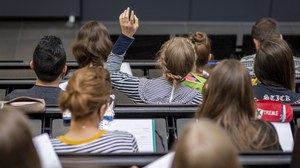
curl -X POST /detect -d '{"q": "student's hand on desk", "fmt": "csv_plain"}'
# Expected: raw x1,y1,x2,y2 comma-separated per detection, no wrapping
119,7,139,38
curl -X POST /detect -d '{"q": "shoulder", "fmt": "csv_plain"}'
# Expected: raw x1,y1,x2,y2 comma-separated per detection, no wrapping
102,130,138,152
293,56,300,62
4,89,30,101
250,119,278,140
240,54,256,62
250,119,281,150
293,56,300,66
104,130,136,139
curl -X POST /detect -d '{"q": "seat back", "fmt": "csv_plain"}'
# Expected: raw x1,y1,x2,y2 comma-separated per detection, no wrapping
176,118,194,138
30,119,42,136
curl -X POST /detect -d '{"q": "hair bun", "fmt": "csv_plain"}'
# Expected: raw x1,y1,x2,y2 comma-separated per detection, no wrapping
189,32,208,44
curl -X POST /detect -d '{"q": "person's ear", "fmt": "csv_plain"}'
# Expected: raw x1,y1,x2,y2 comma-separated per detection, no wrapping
62,65,68,76
208,54,212,61
253,38,260,50
280,34,283,40
29,60,34,70
98,104,108,120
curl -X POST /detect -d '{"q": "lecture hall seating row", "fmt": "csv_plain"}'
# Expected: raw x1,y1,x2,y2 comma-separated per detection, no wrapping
26,104,296,168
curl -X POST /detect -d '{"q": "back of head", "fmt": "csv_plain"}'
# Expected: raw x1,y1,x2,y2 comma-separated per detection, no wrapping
196,59,255,122
60,67,112,120
72,21,113,68
254,38,295,90
0,107,41,168
33,35,66,83
196,60,280,151
188,32,211,68
251,18,281,43
172,119,241,168
158,37,196,83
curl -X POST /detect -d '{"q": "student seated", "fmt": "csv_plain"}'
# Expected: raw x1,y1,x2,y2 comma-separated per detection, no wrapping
196,59,281,151
5,35,67,105
240,17,300,78
106,9,202,104
0,107,41,168
59,8,135,90
172,119,241,168
254,39,300,103
184,32,211,93
51,67,138,153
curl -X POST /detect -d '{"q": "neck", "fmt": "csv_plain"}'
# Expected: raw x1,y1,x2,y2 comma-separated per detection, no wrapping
62,116,101,141
70,118,99,131
192,66,204,75
35,78,60,87
68,113,100,135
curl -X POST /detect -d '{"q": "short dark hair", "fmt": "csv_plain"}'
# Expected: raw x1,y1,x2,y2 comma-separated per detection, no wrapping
254,39,295,91
33,35,66,83
251,18,281,43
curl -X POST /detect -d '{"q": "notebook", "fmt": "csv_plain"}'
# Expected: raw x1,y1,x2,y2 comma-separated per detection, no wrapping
101,119,156,152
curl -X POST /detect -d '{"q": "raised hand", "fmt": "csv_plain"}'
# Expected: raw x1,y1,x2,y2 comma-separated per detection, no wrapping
119,7,139,38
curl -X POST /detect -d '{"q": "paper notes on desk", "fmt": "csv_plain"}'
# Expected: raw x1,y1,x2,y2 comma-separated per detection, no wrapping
271,122,294,151
33,134,62,168
102,119,156,152
144,152,174,168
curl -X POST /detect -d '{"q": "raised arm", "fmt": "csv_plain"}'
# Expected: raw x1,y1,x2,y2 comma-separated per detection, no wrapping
105,7,139,73
105,8,144,103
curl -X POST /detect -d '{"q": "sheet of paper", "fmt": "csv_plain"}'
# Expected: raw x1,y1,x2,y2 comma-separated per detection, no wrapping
271,122,294,151
120,62,133,76
33,133,62,168
102,119,155,152
144,152,174,168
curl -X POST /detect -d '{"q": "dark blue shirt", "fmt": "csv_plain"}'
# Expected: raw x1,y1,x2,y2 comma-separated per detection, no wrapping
4,85,62,105
254,83,300,104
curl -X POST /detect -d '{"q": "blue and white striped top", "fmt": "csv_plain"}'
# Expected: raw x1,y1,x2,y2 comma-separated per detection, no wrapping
51,130,138,154
105,34,203,105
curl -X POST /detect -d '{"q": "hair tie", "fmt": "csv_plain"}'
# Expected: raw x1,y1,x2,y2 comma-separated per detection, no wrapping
165,73,185,82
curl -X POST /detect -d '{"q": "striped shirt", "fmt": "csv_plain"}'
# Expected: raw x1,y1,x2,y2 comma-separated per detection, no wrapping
110,72,203,104
51,130,139,154
105,34,203,105
240,54,300,78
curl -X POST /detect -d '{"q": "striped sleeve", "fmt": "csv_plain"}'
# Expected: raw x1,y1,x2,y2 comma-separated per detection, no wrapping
110,71,144,103
192,93,203,104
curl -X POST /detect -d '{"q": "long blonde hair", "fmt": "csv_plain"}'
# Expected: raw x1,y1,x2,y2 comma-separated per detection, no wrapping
158,37,196,85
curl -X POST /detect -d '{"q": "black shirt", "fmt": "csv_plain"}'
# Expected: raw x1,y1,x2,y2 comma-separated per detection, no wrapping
4,85,62,105
254,83,300,104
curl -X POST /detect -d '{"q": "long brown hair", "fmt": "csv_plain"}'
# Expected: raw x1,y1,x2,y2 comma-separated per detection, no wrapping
196,59,280,151
0,107,41,168
158,37,196,84
60,67,112,120
72,21,113,68
188,32,211,73
254,38,295,91
172,119,241,168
